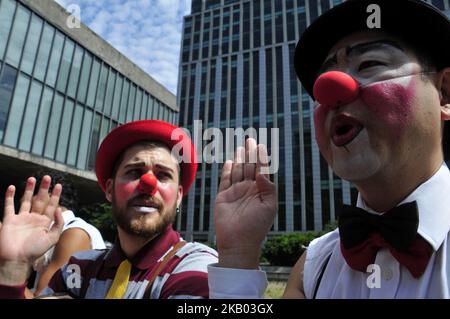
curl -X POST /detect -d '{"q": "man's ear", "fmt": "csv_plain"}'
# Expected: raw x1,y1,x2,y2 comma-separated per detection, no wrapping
176,185,183,208
438,67,450,121
105,179,114,203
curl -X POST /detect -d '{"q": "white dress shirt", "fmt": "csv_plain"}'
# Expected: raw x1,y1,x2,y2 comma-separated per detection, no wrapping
208,164,450,299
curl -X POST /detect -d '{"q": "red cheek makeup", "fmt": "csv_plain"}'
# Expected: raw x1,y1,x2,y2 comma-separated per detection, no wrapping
360,77,416,138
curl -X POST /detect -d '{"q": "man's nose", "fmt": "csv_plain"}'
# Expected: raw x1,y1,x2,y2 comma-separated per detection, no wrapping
313,71,359,109
138,173,158,196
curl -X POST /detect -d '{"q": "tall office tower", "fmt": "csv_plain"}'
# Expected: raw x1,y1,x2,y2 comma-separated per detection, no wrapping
177,0,450,242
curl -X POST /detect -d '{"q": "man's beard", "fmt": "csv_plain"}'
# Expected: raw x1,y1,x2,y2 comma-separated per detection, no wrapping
111,193,177,238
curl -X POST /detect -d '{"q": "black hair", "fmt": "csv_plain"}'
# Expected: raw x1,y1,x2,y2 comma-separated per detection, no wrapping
32,169,79,212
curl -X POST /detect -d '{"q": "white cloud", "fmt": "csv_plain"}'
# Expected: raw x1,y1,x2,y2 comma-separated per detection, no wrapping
54,0,191,95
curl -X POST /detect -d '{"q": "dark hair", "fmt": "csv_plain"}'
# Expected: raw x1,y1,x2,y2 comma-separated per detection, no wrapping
33,170,79,212
110,141,181,182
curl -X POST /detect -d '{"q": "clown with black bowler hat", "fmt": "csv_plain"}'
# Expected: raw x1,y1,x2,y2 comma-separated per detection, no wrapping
209,0,450,298
0,120,218,298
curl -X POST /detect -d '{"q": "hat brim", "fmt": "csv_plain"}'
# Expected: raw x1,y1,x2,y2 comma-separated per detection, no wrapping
295,0,450,98
95,120,197,195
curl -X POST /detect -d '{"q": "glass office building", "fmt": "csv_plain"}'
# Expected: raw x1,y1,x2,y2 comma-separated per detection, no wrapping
0,0,178,208
177,0,450,242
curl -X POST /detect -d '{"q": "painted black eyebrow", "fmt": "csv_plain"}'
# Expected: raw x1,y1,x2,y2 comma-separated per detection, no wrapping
318,39,405,75
346,39,404,57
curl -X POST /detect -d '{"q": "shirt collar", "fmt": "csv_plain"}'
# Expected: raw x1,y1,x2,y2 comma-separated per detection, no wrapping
357,163,450,251
104,224,180,270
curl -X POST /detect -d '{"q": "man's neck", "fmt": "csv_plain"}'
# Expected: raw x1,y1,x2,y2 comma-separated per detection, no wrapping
356,161,443,213
117,228,158,258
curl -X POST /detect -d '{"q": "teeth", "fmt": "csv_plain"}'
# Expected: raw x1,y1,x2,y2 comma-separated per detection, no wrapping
135,206,157,213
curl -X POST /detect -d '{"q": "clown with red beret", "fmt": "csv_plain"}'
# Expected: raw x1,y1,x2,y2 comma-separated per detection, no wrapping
0,120,217,299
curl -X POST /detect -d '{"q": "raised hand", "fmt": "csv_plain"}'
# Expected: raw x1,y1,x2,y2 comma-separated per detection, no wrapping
0,177,64,285
214,138,277,269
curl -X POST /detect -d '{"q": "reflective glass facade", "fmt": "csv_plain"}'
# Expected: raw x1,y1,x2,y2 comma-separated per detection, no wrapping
0,0,178,175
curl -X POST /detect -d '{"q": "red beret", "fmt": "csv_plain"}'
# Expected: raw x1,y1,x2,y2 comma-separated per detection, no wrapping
95,120,197,195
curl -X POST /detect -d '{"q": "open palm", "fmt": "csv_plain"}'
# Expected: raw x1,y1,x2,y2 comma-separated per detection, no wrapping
0,178,63,264
214,139,277,268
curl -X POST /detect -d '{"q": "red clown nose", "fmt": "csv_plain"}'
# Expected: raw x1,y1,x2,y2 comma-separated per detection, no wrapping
138,173,158,196
313,71,359,108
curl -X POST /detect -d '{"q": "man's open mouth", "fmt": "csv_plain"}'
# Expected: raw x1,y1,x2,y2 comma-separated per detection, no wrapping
330,115,364,147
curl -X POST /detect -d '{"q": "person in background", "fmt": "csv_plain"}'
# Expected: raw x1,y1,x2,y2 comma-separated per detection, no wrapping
27,170,106,297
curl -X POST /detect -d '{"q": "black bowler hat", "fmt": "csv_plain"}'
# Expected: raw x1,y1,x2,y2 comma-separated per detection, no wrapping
294,0,450,98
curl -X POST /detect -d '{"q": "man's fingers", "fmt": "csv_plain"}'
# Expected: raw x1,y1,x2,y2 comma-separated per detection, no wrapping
218,160,233,193
48,207,64,244
19,177,36,214
244,138,257,180
4,185,16,218
32,175,51,214
44,183,62,219
231,146,245,184
256,144,270,180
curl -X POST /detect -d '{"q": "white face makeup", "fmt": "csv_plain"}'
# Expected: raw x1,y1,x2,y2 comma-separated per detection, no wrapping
331,129,382,181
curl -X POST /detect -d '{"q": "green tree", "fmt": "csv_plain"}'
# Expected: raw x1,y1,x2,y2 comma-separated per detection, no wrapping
78,203,117,243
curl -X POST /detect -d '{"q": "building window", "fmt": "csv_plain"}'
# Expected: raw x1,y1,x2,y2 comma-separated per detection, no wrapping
0,64,17,141
112,74,123,120
55,98,74,163
86,58,100,107
67,45,83,99
95,63,108,111
34,24,55,82
206,0,221,10
3,72,29,147
66,103,83,166
87,113,101,169
56,38,75,93
44,93,64,159
18,80,42,152
20,14,43,75
76,108,93,169
0,0,16,58
46,31,64,87
104,69,116,117
31,87,53,156
5,5,30,68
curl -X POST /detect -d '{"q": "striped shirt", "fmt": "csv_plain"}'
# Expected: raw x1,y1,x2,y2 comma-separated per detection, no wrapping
0,225,217,299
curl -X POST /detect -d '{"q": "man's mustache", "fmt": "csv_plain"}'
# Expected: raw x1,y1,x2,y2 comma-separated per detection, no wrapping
126,195,163,210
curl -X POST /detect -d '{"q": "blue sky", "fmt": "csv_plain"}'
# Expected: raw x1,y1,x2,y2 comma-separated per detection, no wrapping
55,0,192,95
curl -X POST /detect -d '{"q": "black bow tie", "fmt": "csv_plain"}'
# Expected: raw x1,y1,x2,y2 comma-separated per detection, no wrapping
339,201,419,251
338,201,433,278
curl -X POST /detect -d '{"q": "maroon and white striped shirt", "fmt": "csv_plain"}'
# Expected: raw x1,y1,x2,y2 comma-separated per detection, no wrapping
42,225,218,299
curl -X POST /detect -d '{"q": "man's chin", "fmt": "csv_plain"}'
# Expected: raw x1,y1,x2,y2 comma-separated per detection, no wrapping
121,221,167,238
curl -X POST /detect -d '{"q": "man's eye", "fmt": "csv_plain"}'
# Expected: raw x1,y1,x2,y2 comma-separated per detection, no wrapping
127,169,141,177
358,60,386,71
157,172,172,180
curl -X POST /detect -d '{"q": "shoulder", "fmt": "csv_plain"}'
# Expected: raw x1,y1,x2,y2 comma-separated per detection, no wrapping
306,229,340,262
154,242,217,299
63,218,106,250
303,229,341,298
172,242,218,273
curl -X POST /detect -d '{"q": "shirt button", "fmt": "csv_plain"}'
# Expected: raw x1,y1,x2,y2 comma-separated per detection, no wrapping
383,268,393,281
